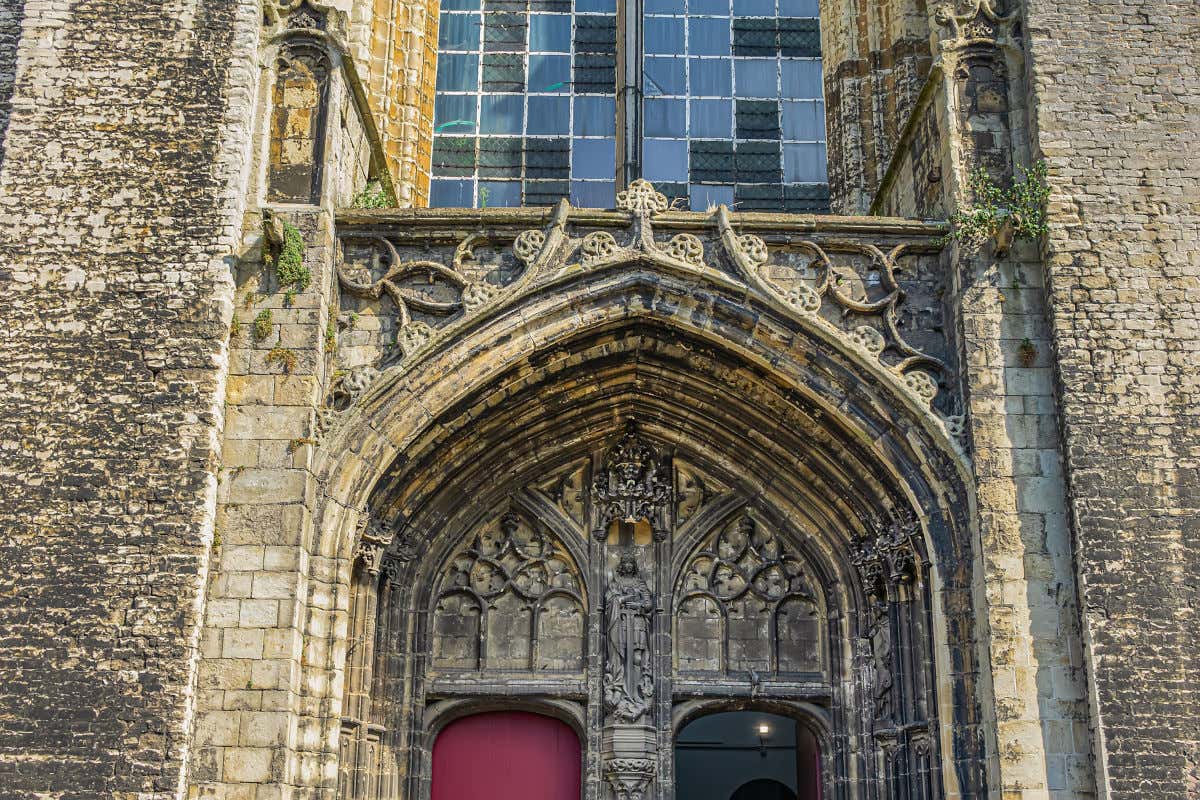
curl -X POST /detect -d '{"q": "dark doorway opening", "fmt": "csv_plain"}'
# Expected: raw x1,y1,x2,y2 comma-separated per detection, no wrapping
675,711,821,800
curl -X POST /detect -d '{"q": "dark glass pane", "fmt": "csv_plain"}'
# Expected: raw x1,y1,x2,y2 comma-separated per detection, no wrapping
689,57,732,95
735,58,777,97
574,54,616,92
437,53,480,92
575,14,617,54
528,95,570,135
482,53,526,92
525,137,571,178
430,178,474,206
734,181,783,209
734,140,782,182
645,57,686,96
434,94,478,134
778,0,819,15
478,180,522,207
573,95,616,135
732,18,776,56
442,0,481,9
432,136,477,176
688,18,729,56
484,0,525,10
524,179,571,205
689,139,735,182
783,183,830,212
644,98,686,137
656,182,689,206
439,13,481,50
735,99,780,139
483,12,527,51
570,180,616,207
478,136,524,177
571,137,616,179
781,58,822,98
689,183,734,210
480,94,524,133
530,0,572,10
691,0,731,14
528,54,570,92
575,0,617,10
690,98,733,138
644,0,676,13
645,17,685,55
733,0,774,14
782,100,824,140
530,14,571,51
643,138,689,183
778,18,820,57
783,142,826,182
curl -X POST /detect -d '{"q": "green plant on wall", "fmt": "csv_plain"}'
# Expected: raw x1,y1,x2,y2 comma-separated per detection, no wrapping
947,161,1050,253
252,308,273,341
351,180,391,209
269,221,311,291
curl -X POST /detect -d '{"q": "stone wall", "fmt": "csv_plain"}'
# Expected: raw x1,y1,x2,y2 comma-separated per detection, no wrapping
1023,0,1200,795
0,0,259,797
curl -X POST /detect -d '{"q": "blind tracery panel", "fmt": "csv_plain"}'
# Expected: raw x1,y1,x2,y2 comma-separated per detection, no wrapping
675,513,826,677
430,509,586,672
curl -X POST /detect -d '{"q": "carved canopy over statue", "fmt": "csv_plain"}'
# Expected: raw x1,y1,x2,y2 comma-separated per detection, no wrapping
604,551,654,723
592,421,673,539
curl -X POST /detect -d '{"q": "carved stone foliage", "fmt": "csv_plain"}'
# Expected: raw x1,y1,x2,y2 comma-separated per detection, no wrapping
934,0,1020,48
603,758,656,800
592,420,673,539
329,182,960,444
676,514,825,677
430,509,586,672
603,552,655,723
850,507,924,598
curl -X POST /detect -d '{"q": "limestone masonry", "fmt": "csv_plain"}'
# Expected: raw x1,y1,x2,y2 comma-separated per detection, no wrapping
0,0,1195,799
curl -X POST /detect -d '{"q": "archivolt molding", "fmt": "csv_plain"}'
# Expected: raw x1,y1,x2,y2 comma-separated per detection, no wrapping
327,182,965,452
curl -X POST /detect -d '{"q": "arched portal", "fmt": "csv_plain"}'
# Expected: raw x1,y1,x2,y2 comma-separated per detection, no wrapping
431,711,582,800
316,185,981,800
328,315,967,798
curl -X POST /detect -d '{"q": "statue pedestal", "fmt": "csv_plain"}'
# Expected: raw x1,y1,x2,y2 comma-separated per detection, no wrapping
602,725,657,800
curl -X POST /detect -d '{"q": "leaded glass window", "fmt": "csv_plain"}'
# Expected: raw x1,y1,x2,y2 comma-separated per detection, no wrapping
430,0,828,211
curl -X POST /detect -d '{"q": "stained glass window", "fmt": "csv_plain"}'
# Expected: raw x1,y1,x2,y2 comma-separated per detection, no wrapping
430,0,828,210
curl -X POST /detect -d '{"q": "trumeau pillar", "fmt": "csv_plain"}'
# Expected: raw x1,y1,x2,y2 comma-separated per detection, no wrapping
592,422,673,800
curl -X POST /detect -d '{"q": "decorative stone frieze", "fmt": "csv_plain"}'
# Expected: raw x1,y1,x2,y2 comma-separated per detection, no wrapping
329,186,963,449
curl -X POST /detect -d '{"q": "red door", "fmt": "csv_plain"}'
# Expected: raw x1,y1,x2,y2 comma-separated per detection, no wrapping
431,711,582,800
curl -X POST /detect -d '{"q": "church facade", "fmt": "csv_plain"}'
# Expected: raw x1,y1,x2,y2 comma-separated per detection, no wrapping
0,1,1196,799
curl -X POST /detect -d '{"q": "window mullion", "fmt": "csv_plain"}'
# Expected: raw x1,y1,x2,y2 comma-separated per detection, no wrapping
615,0,643,189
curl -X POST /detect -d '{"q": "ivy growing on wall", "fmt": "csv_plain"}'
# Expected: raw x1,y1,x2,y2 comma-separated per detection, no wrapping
947,161,1050,252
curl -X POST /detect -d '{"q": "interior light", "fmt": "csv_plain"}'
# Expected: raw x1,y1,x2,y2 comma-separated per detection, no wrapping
757,723,771,736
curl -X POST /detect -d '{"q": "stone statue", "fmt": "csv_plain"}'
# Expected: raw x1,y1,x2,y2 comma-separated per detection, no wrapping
868,599,894,722
604,551,654,722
